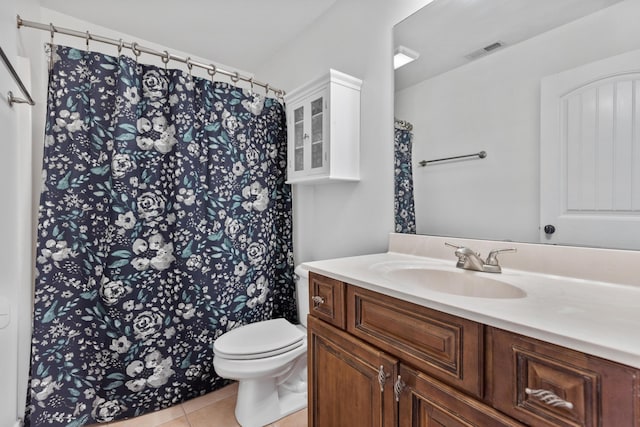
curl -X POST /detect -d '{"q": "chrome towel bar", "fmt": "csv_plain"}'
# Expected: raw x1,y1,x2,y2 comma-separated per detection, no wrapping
418,150,486,166
0,46,35,107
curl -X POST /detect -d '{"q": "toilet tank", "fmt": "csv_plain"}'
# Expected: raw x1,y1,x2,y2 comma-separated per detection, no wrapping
294,265,309,327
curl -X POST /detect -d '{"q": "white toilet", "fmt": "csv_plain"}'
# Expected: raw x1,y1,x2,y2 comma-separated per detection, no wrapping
213,266,309,427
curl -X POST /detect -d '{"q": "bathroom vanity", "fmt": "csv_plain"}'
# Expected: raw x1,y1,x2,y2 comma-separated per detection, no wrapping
304,234,640,427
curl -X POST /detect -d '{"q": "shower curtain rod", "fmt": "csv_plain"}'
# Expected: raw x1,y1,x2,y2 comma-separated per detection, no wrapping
16,15,285,98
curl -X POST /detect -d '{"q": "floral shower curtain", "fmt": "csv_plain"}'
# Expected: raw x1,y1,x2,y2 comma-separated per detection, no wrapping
394,121,416,233
25,45,295,427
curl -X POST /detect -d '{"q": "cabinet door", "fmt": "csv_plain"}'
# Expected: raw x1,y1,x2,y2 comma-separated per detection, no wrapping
288,88,329,181
398,365,524,427
309,272,346,329
308,315,398,427
308,91,328,172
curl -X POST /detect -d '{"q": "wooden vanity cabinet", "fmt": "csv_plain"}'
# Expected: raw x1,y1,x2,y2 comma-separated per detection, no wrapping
308,274,497,427
307,273,640,427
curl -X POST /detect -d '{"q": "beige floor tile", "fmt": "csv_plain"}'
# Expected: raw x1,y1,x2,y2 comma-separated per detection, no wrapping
273,408,308,427
108,404,186,427
186,395,241,427
157,415,192,427
181,382,239,414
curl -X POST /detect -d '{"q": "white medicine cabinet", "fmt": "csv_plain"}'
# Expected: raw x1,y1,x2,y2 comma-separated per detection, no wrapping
284,69,362,184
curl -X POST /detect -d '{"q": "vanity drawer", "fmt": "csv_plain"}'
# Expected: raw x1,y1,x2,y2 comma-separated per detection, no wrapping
308,272,346,329
488,327,640,427
346,285,484,398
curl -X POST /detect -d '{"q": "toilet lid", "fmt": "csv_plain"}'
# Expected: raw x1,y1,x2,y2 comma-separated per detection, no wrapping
213,318,305,359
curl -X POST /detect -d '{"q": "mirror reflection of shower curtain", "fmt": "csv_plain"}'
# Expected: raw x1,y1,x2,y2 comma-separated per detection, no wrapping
394,120,416,233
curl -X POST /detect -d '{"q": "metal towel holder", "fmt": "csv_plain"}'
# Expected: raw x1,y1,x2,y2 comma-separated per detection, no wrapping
0,45,35,107
418,150,487,167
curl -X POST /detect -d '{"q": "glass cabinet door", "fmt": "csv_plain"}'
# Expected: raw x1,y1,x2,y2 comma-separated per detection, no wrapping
293,106,305,171
310,96,324,169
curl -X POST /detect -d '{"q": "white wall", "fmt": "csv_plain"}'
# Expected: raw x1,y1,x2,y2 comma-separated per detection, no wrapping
395,0,640,243
0,1,432,424
0,3,22,426
1,1,41,426
257,0,432,263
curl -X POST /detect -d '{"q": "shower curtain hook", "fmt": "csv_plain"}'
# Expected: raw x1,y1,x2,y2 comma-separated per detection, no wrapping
46,23,57,70
49,23,55,47
186,57,193,80
264,83,270,97
131,42,141,63
85,31,91,52
249,77,254,95
207,64,217,84
117,39,124,56
231,71,240,86
162,50,170,71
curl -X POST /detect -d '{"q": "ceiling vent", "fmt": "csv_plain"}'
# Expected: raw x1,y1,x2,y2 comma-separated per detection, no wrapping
464,41,506,60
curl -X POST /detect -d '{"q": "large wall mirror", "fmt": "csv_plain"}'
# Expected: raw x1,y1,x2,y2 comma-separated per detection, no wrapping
394,0,640,250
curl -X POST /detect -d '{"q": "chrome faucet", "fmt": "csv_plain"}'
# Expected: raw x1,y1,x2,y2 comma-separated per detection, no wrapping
445,243,516,273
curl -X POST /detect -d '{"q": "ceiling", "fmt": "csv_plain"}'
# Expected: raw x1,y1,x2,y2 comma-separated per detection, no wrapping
40,0,338,72
394,0,625,91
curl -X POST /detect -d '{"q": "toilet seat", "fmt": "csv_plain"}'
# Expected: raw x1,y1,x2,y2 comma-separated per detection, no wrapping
214,318,305,360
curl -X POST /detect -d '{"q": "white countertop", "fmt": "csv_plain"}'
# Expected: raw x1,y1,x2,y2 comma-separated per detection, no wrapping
302,235,640,369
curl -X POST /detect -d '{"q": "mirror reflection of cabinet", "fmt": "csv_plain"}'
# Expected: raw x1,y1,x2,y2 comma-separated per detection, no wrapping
285,69,362,184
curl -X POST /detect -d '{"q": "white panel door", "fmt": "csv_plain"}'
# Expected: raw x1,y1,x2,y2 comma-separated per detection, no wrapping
540,49,640,249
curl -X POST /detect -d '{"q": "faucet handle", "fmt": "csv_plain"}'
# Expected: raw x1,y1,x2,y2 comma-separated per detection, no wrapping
485,248,517,266
444,242,463,250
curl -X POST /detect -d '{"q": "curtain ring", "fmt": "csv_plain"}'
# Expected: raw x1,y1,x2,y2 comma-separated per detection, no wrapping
277,89,285,100
117,39,124,56
230,71,240,84
186,57,193,79
85,31,91,52
131,42,141,58
264,83,270,96
207,64,217,83
49,23,55,46
249,77,254,94
161,50,170,70
48,23,56,70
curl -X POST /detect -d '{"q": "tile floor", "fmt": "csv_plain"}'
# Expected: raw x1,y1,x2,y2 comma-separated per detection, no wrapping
89,383,307,427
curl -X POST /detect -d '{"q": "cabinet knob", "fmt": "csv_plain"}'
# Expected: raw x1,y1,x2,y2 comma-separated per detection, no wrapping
525,388,574,410
311,295,324,306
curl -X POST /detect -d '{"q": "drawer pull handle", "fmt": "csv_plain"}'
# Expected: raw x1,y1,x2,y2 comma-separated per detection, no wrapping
394,375,405,402
525,388,574,410
377,365,390,392
311,296,325,306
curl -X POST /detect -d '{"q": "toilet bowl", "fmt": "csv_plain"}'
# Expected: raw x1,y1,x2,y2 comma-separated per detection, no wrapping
213,266,309,427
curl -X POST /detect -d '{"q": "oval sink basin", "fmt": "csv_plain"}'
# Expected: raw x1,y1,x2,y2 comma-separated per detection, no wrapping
382,267,526,299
